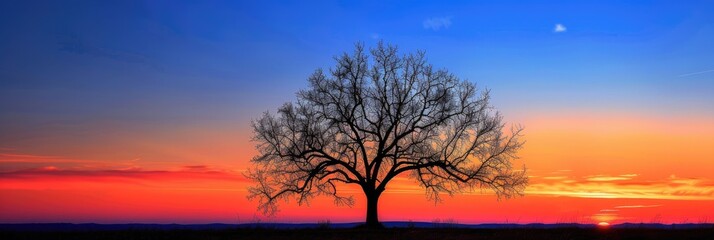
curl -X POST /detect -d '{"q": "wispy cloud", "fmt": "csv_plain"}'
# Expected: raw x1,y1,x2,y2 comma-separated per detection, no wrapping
586,174,638,182
0,152,142,172
527,175,714,200
614,204,662,209
423,17,452,31
554,23,567,33
0,151,246,184
678,69,714,78
592,213,618,222
586,176,631,182
0,165,246,182
0,153,90,163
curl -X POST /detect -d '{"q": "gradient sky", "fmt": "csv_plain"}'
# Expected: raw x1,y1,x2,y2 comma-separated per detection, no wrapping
1,0,713,224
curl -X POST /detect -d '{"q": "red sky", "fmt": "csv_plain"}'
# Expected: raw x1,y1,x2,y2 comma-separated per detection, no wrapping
2,1,713,225
2,112,713,224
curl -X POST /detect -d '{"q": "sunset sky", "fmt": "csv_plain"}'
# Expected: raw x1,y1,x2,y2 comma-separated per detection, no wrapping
1,0,713,225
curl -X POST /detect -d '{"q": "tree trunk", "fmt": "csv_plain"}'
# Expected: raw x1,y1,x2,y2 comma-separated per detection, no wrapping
365,191,382,228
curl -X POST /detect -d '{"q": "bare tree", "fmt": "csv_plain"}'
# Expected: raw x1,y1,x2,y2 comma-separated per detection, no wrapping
247,42,527,228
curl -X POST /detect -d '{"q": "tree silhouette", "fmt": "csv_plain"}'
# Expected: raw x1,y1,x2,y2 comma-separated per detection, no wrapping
247,42,527,228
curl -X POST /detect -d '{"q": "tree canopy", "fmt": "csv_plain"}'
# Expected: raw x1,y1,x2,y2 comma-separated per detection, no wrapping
247,42,527,227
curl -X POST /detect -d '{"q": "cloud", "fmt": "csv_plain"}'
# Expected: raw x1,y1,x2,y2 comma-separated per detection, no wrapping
182,165,210,170
614,205,662,209
0,152,143,172
542,176,568,180
586,176,630,181
0,153,96,164
423,17,452,31
0,166,246,182
678,69,714,78
586,174,638,182
0,151,248,185
527,176,714,200
554,23,567,33
592,213,618,222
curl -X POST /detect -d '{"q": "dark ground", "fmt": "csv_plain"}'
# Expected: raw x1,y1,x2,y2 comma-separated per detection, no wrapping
2,227,714,240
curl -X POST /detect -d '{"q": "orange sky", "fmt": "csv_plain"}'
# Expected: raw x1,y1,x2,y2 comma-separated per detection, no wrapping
3,0,714,227
1,112,712,224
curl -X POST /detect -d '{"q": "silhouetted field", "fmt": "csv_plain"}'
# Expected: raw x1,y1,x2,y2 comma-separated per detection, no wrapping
3,225,714,240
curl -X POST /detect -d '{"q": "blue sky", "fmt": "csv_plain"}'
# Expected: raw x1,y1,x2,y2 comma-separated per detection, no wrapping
1,0,713,155
1,0,714,224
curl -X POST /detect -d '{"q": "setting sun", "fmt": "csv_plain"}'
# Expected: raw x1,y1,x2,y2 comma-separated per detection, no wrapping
1,0,713,234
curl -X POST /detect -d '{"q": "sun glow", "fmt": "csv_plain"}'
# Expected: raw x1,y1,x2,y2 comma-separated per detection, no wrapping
597,222,611,228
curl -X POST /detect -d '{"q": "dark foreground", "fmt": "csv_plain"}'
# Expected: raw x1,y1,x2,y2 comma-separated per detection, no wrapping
2,225,714,240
